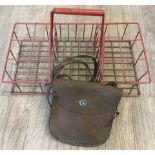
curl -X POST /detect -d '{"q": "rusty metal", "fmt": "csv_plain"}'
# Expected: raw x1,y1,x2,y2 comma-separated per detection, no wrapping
1,8,151,96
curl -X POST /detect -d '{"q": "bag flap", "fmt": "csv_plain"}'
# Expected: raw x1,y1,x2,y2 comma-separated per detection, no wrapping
52,79,122,114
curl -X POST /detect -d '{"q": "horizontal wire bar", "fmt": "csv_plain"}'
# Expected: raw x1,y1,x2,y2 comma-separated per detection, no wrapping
103,75,136,77
15,72,48,76
15,78,48,81
19,50,48,53
104,68,134,71
21,45,48,47
16,66,49,70
8,59,49,63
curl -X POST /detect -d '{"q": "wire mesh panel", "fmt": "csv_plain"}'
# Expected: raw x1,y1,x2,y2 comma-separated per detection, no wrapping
1,9,151,96
53,23,101,81
103,23,151,96
50,8,105,83
2,23,51,95
52,22,151,96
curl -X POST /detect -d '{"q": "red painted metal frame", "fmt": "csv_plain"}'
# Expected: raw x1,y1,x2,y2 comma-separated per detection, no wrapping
1,9,151,96
1,22,151,96
103,22,151,85
2,23,51,85
50,8,105,83
53,8,105,16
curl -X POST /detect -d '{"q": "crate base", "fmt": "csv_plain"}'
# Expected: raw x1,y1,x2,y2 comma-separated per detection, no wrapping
103,40,140,96
9,39,140,96
54,40,100,81
11,40,50,95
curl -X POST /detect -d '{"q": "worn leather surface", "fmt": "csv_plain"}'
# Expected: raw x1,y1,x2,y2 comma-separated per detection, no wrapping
49,79,122,146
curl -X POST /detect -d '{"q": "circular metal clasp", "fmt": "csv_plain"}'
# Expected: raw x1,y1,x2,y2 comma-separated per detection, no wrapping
79,100,87,107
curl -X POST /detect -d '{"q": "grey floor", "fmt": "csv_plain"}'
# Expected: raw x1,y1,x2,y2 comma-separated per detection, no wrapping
0,6,155,149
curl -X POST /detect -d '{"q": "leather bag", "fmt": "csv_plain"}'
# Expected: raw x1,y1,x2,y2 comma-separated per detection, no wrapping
47,55,122,146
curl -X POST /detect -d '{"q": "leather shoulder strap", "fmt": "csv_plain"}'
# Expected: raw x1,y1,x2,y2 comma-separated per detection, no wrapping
52,55,98,82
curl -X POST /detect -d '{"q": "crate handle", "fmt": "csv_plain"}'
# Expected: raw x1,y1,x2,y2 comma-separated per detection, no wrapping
50,8,105,81
51,8,104,16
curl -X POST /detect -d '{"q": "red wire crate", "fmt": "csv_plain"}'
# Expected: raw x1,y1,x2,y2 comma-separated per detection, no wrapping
1,23,51,95
1,8,151,96
50,8,105,84
102,22,151,96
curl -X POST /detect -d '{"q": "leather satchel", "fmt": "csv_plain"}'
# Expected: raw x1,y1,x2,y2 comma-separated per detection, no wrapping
47,55,122,146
